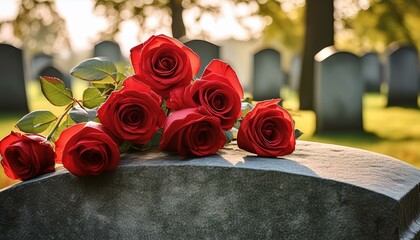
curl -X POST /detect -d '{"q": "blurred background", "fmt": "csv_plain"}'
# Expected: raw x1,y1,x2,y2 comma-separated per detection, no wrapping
0,0,419,188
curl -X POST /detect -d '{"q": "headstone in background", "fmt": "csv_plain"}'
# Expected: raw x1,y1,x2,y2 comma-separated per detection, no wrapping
385,44,419,108
94,40,123,63
30,53,53,81
289,55,302,91
252,48,285,101
0,44,29,113
39,65,72,89
220,39,255,93
361,52,382,92
314,46,363,133
184,39,220,78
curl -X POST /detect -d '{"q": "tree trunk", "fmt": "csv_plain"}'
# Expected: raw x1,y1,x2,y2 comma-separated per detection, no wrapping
169,0,186,39
299,0,334,110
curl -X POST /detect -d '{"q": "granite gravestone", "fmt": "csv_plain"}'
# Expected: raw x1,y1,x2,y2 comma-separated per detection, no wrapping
30,53,53,81
0,44,29,113
289,55,302,91
220,39,254,93
361,52,382,92
252,48,285,101
314,46,363,133
94,40,123,63
39,65,72,89
0,141,419,239
184,39,220,77
385,45,419,108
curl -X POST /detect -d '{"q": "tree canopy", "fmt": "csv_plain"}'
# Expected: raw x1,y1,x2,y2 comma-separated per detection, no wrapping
0,0,70,54
337,0,420,52
2,0,420,55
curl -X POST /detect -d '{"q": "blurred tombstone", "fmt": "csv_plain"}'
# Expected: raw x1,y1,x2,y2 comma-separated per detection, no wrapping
184,39,220,77
252,48,285,101
314,46,363,133
30,53,53,81
94,40,123,63
385,44,419,108
38,65,72,89
361,52,382,92
220,39,254,93
0,43,29,113
289,55,302,91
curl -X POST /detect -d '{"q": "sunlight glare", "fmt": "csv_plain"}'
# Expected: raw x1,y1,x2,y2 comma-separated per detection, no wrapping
0,0,18,21
55,0,108,50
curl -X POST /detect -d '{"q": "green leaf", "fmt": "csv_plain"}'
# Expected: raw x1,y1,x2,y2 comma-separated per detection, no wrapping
50,116,75,143
115,72,127,90
119,141,132,153
234,120,241,130
69,107,97,123
294,129,303,139
70,57,117,81
243,97,253,103
40,76,73,106
142,129,163,150
224,130,234,144
241,102,253,118
92,83,115,94
16,110,57,133
116,72,126,82
83,87,106,108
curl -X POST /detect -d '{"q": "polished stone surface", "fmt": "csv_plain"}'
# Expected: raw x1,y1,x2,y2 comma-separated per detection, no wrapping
1,141,419,240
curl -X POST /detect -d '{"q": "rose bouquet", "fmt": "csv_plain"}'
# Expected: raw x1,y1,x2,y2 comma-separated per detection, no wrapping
0,34,300,181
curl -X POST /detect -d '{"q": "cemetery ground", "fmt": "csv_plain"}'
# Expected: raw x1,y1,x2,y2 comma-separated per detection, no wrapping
0,81,419,189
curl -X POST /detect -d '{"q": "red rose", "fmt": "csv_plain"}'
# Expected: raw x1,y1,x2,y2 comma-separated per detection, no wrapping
98,76,166,145
160,107,226,157
0,132,54,180
130,34,200,98
202,59,244,99
167,60,243,130
237,99,295,157
55,122,120,176
166,85,188,111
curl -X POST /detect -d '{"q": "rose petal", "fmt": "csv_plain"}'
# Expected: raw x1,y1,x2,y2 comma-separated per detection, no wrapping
0,131,21,157
202,59,244,98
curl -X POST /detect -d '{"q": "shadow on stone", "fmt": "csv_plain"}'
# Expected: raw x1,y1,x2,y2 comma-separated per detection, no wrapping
1,141,419,239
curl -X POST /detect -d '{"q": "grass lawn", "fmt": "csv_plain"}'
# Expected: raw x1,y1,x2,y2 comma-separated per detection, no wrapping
282,90,420,168
1,82,419,188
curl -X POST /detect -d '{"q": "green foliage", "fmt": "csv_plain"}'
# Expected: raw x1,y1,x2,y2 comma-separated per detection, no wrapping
294,129,303,139
50,116,75,143
83,87,106,108
257,0,305,51
40,76,74,107
14,58,123,142
224,130,234,144
15,110,57,133
119,141,132,153
93,0,220,39
142,129,163,150
339,0,420,52
92,83,116,94
70,57,118,82
241,102,253,119
0,0,70,54
69,107,98,124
